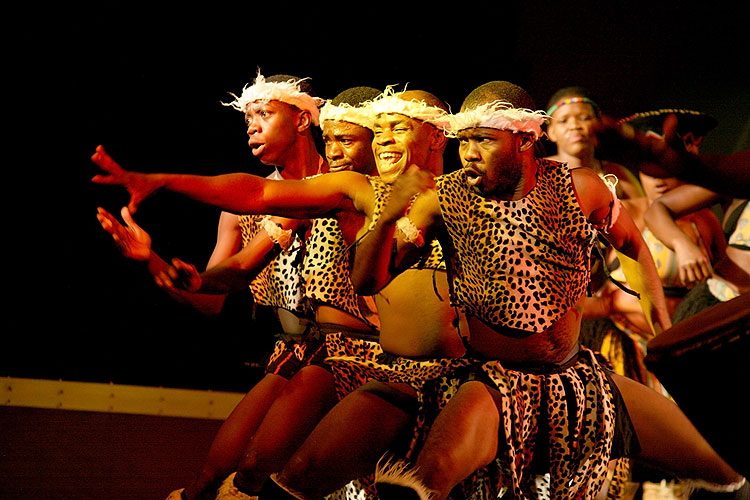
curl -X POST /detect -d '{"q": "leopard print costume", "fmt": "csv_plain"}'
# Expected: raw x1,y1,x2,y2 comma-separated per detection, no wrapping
302,216,379,330
417,160,631,499
435,160,593,334
238,210,317,378
325,175,472,398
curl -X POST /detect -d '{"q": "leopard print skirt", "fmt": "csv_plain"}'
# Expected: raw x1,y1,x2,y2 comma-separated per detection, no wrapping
412,346,630,500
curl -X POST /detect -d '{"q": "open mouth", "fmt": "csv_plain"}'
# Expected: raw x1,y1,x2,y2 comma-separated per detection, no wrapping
378,152,403,169
248,141,265,157
463,167,482,187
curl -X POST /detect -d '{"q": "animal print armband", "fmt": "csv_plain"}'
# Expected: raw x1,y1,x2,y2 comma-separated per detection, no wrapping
396,216,424,247
261,216,294,251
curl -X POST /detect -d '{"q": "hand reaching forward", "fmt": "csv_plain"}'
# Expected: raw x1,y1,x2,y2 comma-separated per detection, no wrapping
153,258,202,294
91,145,161,214
96,206,152,261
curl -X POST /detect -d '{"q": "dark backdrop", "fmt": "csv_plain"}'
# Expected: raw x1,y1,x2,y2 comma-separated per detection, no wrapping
6,3,748,392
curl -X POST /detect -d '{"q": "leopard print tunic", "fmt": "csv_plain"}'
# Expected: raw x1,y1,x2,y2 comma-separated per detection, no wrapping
417,160,627,499
239,214,310,316
302,216,379,329
435,159,594,333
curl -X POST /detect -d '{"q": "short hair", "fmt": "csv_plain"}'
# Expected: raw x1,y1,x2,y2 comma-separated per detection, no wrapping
265,74,319,98
331,86,381,107
461,81,537,112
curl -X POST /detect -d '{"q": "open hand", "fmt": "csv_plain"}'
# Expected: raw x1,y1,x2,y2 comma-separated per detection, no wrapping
96,206,152,261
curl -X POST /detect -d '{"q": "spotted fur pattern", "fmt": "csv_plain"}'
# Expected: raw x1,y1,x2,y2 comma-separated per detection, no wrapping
412,348,620,500
302,217,378,329
239,214,310,315
435,160,595,333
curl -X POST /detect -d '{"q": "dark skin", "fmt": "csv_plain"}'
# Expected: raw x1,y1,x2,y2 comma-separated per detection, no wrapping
594,114,750,198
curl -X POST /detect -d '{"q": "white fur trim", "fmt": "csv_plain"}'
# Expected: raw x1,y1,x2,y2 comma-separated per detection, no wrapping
319,101,374,130
261,216,294,251
445,100,548,140
365,86,450,130
396,216,424,247
374,456,436,500
215,472,254,500
223,71,326,126
683,477,747,495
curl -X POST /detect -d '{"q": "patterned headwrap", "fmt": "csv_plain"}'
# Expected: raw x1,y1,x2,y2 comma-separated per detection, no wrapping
223,71,326,126
443,100,549,140
364,85,451,130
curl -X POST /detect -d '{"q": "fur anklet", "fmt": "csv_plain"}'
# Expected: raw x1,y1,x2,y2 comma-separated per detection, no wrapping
374,456,437,500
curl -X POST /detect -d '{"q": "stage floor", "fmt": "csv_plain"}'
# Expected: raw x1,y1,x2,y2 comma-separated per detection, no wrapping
1,405,223,500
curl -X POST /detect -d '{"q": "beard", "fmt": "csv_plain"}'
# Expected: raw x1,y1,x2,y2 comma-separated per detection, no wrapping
467,159,524,199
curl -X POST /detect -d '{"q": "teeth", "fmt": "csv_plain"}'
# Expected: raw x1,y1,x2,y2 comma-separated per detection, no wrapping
379,152,401,161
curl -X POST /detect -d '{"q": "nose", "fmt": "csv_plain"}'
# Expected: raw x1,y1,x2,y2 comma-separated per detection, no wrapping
246,116,259,136
375,129,394,146
460,140,481,162
566,117,583,130
326,141,343,160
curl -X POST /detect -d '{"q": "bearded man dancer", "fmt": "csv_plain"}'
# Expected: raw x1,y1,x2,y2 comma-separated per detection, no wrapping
352,81,746,500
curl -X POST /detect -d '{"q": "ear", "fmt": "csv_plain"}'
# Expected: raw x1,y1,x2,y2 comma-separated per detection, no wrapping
519,135,534,152
297,110,312,132
430,128,449,151
546,124,559,143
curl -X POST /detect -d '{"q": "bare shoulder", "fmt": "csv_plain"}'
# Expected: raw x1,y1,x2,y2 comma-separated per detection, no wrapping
570,167,613,218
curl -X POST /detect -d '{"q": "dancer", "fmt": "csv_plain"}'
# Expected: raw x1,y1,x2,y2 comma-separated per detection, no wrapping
545,86,643,202
91,87,469,500
353,81,745,500
95,72,331,500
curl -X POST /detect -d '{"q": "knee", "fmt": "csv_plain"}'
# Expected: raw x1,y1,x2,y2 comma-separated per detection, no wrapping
276,451,318,492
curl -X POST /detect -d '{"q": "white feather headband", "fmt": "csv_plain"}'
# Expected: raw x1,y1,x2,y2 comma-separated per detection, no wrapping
365,86,450,130
444,100,549,140
319,101,374,130
224,72,326,126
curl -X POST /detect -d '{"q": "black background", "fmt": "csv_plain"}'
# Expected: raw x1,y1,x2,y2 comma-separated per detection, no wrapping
6,3,748,392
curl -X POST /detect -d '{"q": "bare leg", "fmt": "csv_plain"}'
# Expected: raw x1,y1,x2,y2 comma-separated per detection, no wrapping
409,380,500,500
611,372,744,486
276,381,417,499
183,373,288,500
233,365,339,493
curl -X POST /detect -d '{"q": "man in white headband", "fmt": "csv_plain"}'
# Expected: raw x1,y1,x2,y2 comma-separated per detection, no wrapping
94,71,330,500
353,81,745,500
319,86,380,175
90,87,473,500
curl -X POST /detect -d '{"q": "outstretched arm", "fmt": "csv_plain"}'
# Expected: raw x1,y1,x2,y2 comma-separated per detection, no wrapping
350,167,439,294
594,116,750,197
96,206,230,315
91,145,360,217
156,216,307,295
574,168,671,334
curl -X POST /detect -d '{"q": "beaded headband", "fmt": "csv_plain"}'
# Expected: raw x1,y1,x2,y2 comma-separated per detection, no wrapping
443,100,549,140
364,86,451,130
546,96,600,117
223,72,326,126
